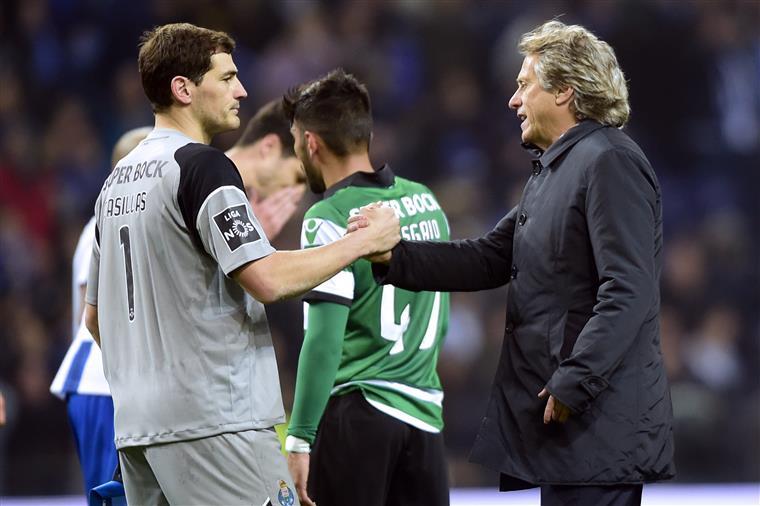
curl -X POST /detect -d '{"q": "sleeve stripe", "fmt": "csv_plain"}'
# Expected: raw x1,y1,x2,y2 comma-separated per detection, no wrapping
195,185,248,232
303,291,352,307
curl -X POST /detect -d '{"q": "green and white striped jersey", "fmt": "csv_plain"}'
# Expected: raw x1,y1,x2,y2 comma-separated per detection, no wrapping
301,165,450,432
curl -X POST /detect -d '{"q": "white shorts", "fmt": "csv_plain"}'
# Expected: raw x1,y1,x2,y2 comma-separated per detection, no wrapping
118,428,299,506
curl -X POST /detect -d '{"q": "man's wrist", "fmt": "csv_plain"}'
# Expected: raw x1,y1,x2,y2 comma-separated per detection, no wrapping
285,435,311,453
339,232,370,261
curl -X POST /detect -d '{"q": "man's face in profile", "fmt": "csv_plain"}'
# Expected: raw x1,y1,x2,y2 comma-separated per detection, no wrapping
194,52,248,136
291,122,326,194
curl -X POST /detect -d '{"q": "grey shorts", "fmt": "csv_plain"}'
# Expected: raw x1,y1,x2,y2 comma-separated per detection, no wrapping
118,428,299,506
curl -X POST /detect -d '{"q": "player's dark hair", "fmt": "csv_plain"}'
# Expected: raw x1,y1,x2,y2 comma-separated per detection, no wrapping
283,68,372,156
233,99,295,157
138,23,235,113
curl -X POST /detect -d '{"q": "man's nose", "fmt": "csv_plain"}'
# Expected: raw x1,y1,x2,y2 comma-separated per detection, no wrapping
236,80,248,100
508,92,520,110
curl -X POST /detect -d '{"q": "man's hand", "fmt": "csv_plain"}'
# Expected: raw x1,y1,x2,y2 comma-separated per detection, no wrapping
250,185,305,240
347,212,393,263
346,212,368,234
346,203,399,258
538,388,571,424
287,452,316,506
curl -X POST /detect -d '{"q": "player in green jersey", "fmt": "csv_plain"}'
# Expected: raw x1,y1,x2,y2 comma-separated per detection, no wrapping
283,69,451,506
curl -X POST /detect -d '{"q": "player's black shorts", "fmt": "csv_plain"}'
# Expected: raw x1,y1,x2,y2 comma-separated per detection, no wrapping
308,390,450,506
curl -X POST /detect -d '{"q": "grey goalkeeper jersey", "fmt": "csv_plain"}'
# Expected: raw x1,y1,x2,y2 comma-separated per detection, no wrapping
86,128,285,449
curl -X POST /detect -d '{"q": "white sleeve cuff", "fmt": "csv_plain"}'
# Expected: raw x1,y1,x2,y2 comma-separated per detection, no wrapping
285,435,311,453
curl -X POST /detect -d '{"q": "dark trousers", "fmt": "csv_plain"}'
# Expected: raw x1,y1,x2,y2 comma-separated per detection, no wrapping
308,391,450,506
540,484,643,506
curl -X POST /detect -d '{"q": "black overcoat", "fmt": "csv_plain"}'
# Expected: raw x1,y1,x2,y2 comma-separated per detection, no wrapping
374,120,675,487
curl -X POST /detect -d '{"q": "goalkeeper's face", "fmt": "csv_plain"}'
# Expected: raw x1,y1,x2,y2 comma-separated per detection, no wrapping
194,52,247,136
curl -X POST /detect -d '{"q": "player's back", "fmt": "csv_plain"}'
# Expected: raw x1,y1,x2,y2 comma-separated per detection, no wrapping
92,128,284,449
302,165,450,432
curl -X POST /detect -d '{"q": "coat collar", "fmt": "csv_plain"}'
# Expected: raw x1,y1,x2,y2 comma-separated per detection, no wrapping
522,120,606,169
323,164,395,199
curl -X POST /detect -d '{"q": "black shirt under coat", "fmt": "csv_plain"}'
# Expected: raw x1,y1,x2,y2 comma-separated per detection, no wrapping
373,120,675,487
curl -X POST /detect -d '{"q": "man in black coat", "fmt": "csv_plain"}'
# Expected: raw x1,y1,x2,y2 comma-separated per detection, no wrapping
352,20,675,506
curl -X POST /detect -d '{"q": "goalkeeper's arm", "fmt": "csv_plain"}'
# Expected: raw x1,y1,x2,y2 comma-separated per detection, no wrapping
286,301,349,452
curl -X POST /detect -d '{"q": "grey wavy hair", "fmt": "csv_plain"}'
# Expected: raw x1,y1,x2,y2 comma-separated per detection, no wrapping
519,20,630,128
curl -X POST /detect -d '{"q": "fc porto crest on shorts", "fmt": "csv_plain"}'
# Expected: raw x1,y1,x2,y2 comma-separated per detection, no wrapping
277,479,295,506
213,204,261,252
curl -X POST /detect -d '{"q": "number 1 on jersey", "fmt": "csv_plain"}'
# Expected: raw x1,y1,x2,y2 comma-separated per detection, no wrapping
119,225,136,322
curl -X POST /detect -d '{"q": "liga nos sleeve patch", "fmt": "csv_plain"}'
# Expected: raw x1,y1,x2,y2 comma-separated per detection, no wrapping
213,204,261,252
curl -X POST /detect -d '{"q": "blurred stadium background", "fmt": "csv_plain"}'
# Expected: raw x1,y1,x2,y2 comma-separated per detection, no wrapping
0,0,757,502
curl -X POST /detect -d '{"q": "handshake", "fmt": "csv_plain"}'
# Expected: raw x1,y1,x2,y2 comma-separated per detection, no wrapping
345,202,399,264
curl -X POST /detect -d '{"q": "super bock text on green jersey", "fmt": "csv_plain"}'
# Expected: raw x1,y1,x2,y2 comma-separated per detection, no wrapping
301,165,450,433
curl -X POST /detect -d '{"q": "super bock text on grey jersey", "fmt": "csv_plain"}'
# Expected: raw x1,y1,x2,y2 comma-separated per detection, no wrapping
103,159,168,188
101,159,167,218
